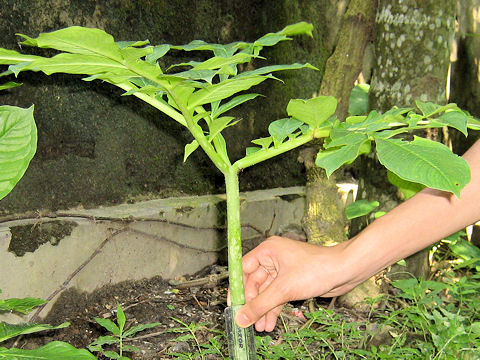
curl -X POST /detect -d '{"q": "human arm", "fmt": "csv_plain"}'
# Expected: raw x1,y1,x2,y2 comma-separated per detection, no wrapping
236,140,480,331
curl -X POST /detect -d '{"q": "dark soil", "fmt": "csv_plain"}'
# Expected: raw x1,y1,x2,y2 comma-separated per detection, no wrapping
9,265,310,359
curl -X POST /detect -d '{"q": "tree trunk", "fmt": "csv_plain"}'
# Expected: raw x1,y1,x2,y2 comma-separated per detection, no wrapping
302,0,376,248
360,0,456,280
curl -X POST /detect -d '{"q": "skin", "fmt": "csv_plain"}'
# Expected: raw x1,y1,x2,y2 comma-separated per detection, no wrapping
235,140,480,332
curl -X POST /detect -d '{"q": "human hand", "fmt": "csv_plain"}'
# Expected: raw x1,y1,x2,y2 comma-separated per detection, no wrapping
235,236,356,332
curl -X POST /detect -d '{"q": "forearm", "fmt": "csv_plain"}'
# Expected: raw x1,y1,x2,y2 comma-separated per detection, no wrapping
341,140,480,286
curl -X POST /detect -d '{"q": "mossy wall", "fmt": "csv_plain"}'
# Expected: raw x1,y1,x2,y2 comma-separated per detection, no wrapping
0,0,331,213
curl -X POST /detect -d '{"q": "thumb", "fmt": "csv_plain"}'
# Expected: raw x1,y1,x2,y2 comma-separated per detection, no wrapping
235,281,286,328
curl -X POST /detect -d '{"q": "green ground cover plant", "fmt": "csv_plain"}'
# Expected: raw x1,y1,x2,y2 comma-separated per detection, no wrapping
0,23,478,359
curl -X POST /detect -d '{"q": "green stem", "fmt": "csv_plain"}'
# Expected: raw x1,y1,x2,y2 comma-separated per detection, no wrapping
234,131,315,171
225,166,245,306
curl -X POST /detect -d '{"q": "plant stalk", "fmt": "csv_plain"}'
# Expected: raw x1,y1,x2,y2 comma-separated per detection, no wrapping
224,166,256,360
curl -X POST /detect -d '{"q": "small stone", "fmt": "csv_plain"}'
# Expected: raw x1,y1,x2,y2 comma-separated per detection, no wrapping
171,341,191,353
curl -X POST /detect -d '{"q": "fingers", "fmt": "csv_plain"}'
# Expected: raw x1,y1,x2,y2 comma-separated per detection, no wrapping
235,278,288,328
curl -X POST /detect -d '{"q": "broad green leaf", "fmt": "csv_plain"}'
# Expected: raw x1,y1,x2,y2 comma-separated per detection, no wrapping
287,96,337,128
0,322,69,342
94,317,120,336
123,322,161,337
193,53,254,70
184,140,199,162
0,105,37,201
324,132,367,149
0,297,45,314
116,40,150,49
0,48,41,65
119,46,154,63
316,140,368,177
146,45,171,63
348,84,370,115
449,239,480,264
467,116,480,130
10,54,135,77
187,75,270,108
345,200,379,220
268,118,303,146
116,304,126,333
18,26,124,62
387,170,425,200
415,100,457,117
437,110,468,136
212,93,260,118
0,82,22,91
0,341,96,359
254,34,289,47
122,345,139,352
375,137,470,197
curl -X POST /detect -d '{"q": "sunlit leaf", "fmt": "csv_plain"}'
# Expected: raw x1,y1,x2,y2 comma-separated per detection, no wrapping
316,140,368,177
94,317,120,336
0,322,69,342
348,84,370,115
375,137,470,197
0,105,37,201
268,118,303,146
345,200,379,220
0,297,45,314
184,140,199,162
287,96,337,128
0,341,96,359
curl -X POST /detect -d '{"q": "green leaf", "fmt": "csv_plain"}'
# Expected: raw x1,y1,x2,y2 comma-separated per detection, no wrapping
193,53,254,71
251,137,273,149
187,75,270,108
415,100,457,118
449,239,480,263
10,53,135,78
88,335,119,350
387,170,425,200
0,341,97,359
145,45,171,63
437,110,468,137
0,48,40,65
123,322,161,338
268,118,303,146
103,350,120,359
0,105,37,201
345,200,379,220
18,26,124,62
212,93,260,118
245,147,260,156
0,297,45,314
348,84,370,115
212,133,230,165
0,82,22,91
316,140,368,177
0,322,69,342
208,116,238,141
286,96,337,128
375,137,470,197
116,304,126,333
94,317,120,336
279,22,314,37
184,140,199,162
235,63,318,78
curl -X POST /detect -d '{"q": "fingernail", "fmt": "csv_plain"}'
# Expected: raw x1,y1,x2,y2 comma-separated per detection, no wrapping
235,312,251,328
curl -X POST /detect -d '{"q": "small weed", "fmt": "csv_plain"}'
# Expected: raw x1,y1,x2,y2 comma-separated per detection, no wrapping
88,303,161,360
167,317,227,359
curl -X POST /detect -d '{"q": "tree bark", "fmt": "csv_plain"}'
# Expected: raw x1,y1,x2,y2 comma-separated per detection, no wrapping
302,0,376,247
362,0,456,280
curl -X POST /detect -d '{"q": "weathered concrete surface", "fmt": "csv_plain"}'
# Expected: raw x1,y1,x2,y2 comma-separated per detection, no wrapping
0,186,306,323
0,0,330,213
